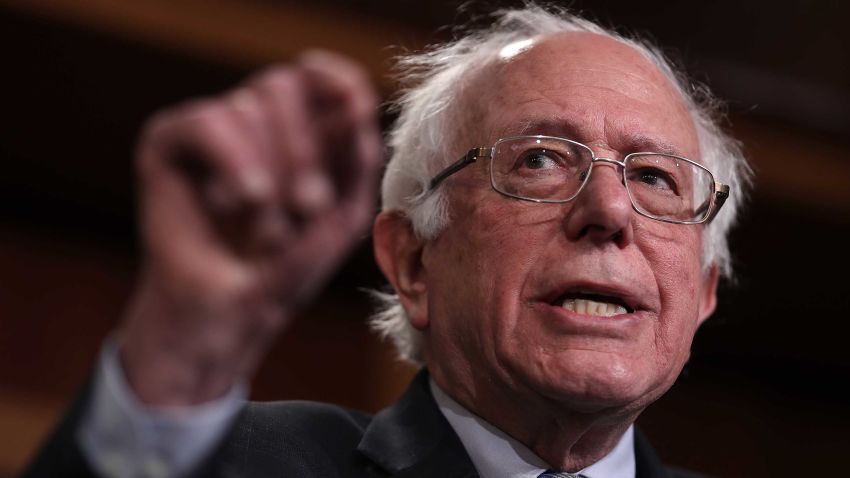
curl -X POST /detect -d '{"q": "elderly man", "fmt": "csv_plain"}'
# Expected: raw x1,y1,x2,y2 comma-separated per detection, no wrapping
24,5,750,478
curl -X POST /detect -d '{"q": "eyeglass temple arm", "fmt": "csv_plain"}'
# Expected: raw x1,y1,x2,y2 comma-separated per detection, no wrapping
705,182,730,223
428,147,492,190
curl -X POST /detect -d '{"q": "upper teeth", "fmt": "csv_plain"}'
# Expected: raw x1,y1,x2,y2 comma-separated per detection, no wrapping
561,298,627,317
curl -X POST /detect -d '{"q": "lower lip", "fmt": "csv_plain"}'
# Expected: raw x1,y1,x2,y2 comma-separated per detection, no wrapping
530,301,648,336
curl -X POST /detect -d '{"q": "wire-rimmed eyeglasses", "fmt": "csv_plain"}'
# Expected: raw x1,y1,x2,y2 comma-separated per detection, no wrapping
427,135,729,224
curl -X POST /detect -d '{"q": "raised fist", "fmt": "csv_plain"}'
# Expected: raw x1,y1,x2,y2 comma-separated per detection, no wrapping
120,51,383,406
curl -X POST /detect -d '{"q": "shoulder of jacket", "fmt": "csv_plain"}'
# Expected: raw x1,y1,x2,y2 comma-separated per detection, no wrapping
204,400,375,475
239,399,373,434
232,400,373,445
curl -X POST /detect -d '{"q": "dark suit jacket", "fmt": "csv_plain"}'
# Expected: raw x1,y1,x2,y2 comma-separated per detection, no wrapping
22,370,706,478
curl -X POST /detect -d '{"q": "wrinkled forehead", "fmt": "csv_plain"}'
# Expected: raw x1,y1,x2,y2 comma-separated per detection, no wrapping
458,32,699,160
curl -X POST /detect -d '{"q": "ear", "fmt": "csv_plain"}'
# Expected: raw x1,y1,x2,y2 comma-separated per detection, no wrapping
373,211,429,330
697,264,720,326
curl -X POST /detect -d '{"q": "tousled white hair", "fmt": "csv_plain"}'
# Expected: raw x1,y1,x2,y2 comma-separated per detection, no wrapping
371,4,753,364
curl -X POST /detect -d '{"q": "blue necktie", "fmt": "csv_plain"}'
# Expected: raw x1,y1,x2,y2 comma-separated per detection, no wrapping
538,471,587,478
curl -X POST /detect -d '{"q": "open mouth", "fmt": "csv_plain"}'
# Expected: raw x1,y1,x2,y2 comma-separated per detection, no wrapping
551,291,635,317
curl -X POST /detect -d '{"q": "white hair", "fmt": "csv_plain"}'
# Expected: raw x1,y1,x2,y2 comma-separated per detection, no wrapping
371,4,753,364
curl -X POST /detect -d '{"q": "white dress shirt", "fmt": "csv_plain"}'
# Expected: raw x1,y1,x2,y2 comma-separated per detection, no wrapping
430,380,635,478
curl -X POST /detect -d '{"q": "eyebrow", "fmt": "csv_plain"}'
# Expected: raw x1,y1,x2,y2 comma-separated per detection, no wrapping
513,117,582,138
624,133,683,157
502,117,687,157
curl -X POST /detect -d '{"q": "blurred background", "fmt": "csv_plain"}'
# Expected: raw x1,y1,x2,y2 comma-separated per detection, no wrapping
1,0,848,476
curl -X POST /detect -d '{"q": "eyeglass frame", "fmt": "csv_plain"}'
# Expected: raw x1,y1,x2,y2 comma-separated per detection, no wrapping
426,135,730,225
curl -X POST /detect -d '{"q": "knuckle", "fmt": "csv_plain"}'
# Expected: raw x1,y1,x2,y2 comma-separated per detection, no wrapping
300,49,368,81
251,67,300,96
136,101,231,168
148,99,225,138
226,88,259,116
298,51,376,100
177,100,229,137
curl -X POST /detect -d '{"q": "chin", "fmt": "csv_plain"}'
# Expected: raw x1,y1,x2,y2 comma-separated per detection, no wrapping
518,349,677,413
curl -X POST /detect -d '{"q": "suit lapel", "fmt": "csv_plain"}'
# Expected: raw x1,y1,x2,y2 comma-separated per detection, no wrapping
357,370,479,478
358,370,675,478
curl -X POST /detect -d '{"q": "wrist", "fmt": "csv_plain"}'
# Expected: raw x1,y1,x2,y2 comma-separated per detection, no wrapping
118,276,282,406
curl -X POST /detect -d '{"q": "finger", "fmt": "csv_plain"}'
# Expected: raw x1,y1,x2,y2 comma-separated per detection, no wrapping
299,51,382,209
137,121,250,296
138,100,282,259
249,67,334,218
297,49,378,131
223,88,293,252
226,88,273,166
297,50,384,231
250,54,384,304
140,100,275,214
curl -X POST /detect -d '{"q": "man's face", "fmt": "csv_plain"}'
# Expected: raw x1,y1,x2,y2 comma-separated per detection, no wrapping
420,33,718,415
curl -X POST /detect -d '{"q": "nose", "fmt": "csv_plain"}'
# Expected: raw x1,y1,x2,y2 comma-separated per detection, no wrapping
562,160,634,246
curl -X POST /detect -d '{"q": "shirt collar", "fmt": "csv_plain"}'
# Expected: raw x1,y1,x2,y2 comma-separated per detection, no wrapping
430,379,635,478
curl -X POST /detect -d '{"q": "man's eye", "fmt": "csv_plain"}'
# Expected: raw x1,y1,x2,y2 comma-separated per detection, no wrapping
517,150,561,170
633,168,676,192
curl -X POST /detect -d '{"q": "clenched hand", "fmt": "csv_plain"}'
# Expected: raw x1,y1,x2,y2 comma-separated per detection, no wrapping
119,51,383,406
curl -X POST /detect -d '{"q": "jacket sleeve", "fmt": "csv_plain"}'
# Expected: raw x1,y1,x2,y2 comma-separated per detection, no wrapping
19,339,246,478
19,378,99,478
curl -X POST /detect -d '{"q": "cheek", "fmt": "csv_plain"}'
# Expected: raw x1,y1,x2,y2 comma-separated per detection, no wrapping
430,196,555,338
462,200,559,295
638,219,703,291
638,222,704,361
